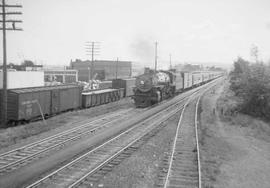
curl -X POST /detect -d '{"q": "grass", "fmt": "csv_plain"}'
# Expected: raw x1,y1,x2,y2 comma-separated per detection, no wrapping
217,83,270,141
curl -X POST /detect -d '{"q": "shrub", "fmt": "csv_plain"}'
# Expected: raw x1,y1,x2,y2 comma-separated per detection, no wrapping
229,57,270,120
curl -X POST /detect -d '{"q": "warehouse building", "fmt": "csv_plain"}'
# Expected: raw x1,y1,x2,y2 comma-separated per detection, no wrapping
0,70,44,89
44,69,78,83
70,59,132,82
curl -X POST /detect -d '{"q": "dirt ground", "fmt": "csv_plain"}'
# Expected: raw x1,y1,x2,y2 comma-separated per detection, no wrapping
199,79,270,188
0,98,134,153
95,111,180,188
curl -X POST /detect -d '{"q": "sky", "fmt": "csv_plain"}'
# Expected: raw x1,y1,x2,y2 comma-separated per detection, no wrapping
1,0,270,69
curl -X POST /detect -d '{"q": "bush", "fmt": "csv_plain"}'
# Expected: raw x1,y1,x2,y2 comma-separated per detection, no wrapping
229,57,270,120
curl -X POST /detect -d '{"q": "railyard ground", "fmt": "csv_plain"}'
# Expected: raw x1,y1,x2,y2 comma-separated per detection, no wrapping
0,97,134,154
0,80,270,188
89,80,270,188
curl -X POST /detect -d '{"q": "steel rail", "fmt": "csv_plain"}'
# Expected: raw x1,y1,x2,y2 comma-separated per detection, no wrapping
195,92,202,188
163,79,222,188
0,108,135,172
69,106,182,188
194,79,222,188
163,91,195,188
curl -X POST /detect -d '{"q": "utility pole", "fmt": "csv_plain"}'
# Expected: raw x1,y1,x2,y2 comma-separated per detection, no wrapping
115,57,118,79
85,41,100,89
0,0,22,127
169,54,172,70
154,41,158,72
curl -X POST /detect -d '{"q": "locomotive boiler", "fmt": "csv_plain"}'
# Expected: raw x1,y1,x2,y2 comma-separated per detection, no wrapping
133,69,176,107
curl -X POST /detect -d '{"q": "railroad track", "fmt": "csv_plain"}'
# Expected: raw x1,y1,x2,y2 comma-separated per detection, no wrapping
0,78,220,187
0,108,144,175
0,82,203,177
156,88,208,188
22,80,218,187
25,93,194,188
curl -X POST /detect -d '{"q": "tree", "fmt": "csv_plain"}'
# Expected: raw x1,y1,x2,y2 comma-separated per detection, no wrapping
229,57,270,120
21,60,35,67
229,57,250,96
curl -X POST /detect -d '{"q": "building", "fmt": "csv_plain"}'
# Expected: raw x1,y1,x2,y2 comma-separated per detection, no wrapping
44,69,78,84
0,70,44,89
70,59,132,82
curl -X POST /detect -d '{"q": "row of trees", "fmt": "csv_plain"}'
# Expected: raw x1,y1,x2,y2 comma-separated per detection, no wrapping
230,57,270,120
0,60,37,70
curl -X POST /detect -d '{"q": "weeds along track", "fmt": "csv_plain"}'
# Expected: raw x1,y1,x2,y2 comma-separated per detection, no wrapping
0,108,142,175
25,94,192,188
157,91,210,188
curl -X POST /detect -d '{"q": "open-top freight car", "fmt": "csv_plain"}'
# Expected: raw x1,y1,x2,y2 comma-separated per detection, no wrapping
82,88,124,108
0,84,83,124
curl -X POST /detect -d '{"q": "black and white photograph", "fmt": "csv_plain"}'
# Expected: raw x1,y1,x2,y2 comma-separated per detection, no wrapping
0,0,270,187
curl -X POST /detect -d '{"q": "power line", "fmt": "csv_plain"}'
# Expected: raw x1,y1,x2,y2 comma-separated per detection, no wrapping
85,41,100,89
0,0,22,127
169,54,172,69
154,41,158,72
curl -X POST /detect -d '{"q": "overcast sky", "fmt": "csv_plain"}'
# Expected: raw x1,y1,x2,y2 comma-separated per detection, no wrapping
1,0,270,69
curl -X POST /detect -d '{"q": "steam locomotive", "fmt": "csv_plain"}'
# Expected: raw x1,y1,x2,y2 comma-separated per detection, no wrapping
133,68,223,107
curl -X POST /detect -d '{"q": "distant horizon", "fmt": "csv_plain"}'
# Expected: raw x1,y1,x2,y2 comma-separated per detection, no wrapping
0,59,232,71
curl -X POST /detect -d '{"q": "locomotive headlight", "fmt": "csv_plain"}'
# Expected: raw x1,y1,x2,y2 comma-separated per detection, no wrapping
140,80,144,85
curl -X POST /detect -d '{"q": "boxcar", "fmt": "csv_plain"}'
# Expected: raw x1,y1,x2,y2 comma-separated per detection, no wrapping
112,78,135,97
0,84,83,123
192,72,203,86
51,85,82,114
202,73,210,83
174,72,184,92
183,72,193,89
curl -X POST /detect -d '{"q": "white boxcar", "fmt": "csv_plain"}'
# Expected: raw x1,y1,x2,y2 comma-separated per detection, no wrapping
192,72,203,86
174,73,184,91
183,72,193,89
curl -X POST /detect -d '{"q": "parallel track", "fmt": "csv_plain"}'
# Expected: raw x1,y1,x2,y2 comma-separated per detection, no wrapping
159,83,216,188
26,95,191,188
0,78,221,187
23,79,219,187
0,108,140,175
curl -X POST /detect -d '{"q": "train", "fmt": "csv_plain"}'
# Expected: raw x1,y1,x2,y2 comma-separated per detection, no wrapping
0,69,223,124
133,69,223,107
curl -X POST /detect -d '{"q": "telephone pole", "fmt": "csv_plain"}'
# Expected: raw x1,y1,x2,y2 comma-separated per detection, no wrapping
169,54,172,69
154,41,158,72
85,41,100,89
0,0,22,127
